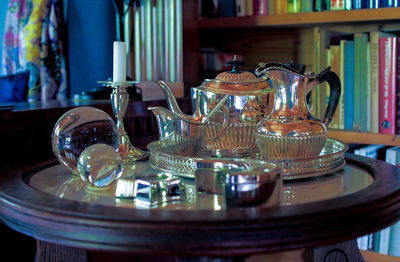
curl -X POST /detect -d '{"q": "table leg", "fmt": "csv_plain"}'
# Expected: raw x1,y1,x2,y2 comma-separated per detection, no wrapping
305,240,365,262
35,240,88,262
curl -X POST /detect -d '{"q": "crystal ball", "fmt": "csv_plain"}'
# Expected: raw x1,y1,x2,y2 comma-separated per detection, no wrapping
52,106,119,174
77,144,123,188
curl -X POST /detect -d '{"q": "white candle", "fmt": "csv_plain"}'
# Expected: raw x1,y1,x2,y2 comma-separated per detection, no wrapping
113,41,127,82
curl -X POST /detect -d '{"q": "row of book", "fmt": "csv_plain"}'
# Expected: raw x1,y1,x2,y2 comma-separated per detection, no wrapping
353,145,400,257
200,0,399,18
312,29,400,135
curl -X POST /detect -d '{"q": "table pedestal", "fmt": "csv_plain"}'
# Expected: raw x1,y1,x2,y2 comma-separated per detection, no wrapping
35,240,365,262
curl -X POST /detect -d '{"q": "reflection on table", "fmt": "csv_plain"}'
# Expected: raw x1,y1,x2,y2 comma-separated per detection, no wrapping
29,162,373,211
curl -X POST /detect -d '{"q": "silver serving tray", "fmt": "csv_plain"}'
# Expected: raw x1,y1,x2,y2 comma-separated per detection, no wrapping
147,138,348,180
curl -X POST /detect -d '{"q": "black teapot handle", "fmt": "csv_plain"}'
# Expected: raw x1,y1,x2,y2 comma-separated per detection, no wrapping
315,66,341,127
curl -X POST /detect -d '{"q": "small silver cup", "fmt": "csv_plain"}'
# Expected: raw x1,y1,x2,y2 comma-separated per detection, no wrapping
195,159,281,207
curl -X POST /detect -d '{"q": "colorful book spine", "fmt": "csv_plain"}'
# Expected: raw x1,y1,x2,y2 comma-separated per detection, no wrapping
379,36,397,135
236,0,246,16
342,40,354,131
352,0,362,9
397,37,400,134
253,0,268,15
245,0,254,16
300,0,313,12
344,0,352,9
314,0,322,11
370,31,381,133
287,0,301,13
331,0,345,10
366,42,371,132
385,146,400,256
276,0,288,14
313,0,334,11
329,45,341,129
370,0,379,8
389,222,400,256
219,0,236,17
268,0,276,15
354,33,369,131
338,40,346,129
370,31,394,133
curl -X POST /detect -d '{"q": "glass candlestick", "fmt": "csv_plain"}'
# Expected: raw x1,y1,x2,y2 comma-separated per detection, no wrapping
98,81,149,163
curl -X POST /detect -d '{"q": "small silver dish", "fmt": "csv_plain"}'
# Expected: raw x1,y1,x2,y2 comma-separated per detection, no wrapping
195,159,281,207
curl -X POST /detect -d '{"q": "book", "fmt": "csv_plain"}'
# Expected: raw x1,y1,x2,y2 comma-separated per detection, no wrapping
200,0,219,18
218,0,236,17
287,0,301,13
236,0,246,16
354,144,385,251
253,0,268,15
352,0,362,9
379,36,398,135
344,0,352,9
370,31,395,133
370,0,379,8
341,39,355,131
366,42,371,132
276,0,288,14
373,227,391,254
354,33,369,132
313,0,330,11
268,0,276,15
330,0,345,10
300,0,313,12
355,144,385,159
329,45,342,129
245,0,254,16
389,222,400,257
396,37,400,135
385,146,400,257
312,27,330,120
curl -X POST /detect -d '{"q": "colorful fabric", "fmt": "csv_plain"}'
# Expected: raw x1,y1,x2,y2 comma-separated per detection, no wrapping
2,0,67,102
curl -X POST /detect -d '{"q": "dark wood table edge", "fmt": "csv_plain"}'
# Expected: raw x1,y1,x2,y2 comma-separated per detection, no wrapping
0,154,399,257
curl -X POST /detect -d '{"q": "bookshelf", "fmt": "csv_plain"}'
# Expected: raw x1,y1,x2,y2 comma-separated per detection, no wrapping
198,8,400,28
328,130,400,146
184,5,400,147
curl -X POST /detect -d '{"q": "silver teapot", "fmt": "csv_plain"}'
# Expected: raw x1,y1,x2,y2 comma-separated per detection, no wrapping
190,59,272,157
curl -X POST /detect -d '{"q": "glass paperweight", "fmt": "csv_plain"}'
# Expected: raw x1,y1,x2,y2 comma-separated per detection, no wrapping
52,106,119,174
77,144,123,188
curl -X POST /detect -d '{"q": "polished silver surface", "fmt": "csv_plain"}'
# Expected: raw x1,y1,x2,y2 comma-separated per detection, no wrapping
254,62,341,159
157,79,273,157
28,161,373,210
147,138,347,180
99,81,149,162
194,159,281,207
148,80,229,157
191,85,271,157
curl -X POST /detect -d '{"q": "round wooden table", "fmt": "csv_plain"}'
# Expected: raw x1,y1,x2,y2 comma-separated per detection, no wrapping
0,153,399,261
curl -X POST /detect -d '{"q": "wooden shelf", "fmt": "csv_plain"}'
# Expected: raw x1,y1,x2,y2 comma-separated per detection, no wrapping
328,130,400,146
198,8,400,29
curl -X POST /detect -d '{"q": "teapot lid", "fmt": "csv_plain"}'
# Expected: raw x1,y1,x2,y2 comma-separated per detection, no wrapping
201,57,268,93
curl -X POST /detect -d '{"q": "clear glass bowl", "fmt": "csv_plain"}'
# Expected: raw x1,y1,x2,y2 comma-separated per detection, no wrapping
52,106,119,174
